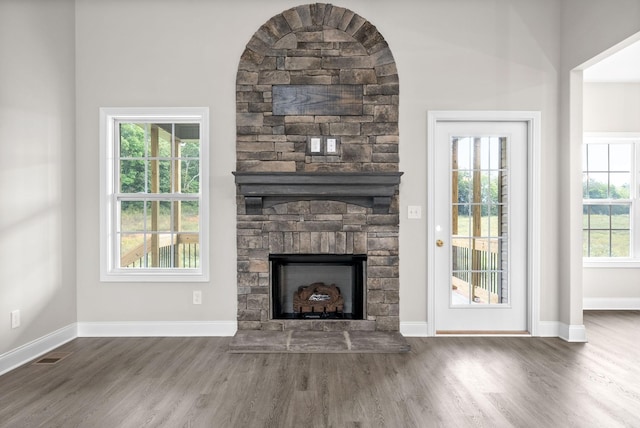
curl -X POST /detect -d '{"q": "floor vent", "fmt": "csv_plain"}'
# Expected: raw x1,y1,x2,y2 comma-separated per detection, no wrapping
33,352,72,365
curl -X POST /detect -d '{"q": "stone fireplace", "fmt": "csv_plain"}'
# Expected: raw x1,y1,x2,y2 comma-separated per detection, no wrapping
234,3,402,335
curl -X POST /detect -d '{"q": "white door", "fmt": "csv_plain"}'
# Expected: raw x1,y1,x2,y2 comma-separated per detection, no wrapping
434,121,528,333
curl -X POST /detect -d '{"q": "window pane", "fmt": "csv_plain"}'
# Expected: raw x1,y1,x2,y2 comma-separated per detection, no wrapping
481,214,498,237
480,137,491,169
175,123,199,139
156,125,172,158
180,140,200,158
481,171,500,206
120,201,146,232
611,230,630,257
120,233,149,268
587,144,608,171
155,233,175,267
177,233,200,268
455,137,472,170
586,173,608,199
180,201,199,232
457,172,472,203
119,160,146,193
155,201,172,232
589,230,611,257
609,172,630,199
611,205,630,229
180,159,200,193
146,160,172,193
609,144,632,172
120,123,147,158
455,211,472,237
588,205,610,229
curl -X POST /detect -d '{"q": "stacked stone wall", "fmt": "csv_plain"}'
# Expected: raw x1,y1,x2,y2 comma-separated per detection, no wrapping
235,3,400,331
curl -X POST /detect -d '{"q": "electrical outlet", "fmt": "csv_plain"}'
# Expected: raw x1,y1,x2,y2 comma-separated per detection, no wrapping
11,310,20,329
408,205,422,219
326,138,337,153
193,290,202,305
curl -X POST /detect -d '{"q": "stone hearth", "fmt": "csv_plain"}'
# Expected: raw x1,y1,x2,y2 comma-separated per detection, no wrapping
229,330,410,353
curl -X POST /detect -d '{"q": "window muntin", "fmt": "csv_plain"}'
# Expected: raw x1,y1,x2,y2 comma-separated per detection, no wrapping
582,138,635,259
100,108,209,282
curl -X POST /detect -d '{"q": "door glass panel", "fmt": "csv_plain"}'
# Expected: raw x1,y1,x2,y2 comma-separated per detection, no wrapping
451,136,507,305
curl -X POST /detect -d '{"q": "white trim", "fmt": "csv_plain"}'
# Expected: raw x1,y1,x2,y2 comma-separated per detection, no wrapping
584,260,640,268
0,324,77,376
583,297,640,310
427,111,541,337
559,323,588,342
584,132,640,141
400,321,429,337
77,321,237,337
537,321,561,337
537,321,588,342
99,107,210,282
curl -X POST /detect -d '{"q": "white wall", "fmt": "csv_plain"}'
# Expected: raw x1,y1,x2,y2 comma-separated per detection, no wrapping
559,1,640,327
584,82,640,132
583,82,640,307
0,0,76,355
74,0,563,329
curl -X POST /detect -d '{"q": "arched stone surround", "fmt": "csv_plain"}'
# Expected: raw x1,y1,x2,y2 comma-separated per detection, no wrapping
234,3,401,332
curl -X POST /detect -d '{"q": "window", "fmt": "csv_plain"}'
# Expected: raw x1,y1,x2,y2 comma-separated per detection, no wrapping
583,135,639,263
100,108,209,281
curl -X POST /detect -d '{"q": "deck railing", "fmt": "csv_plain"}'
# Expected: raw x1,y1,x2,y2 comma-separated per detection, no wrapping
452,237,501,302
121,234,199,268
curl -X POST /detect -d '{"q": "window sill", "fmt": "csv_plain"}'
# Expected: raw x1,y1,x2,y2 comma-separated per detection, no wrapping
101,270,209,283
583,259,640,269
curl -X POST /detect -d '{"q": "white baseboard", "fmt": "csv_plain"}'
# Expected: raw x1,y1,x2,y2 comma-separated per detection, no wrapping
400,321,429,337
77,321,237,337
0,323,77,376
558,322,588,342
583,297,640,310
537,321,561,337
512,321,587,342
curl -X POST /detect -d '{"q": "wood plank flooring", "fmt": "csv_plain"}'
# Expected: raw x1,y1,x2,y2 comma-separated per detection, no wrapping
1,311,639,427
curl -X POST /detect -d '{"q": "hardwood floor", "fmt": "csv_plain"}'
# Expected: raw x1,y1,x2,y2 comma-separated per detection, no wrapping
1,311,639,427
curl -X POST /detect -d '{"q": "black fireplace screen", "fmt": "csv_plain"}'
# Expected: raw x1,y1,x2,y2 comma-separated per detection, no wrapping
270,254,366,319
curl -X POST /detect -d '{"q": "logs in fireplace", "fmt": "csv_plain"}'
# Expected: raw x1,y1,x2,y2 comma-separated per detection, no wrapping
293,282,344,318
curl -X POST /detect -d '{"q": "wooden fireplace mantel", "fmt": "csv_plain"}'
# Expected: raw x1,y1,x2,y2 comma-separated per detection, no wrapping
232,171,403,214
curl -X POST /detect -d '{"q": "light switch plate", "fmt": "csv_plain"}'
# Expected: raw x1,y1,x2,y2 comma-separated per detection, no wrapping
310,137,322,153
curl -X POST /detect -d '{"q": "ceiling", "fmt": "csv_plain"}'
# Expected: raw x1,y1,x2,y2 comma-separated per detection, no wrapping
584,40,640,82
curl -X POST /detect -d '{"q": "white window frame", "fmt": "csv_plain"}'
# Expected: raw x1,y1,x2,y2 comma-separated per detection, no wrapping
100,107,209,282
583,132,640,268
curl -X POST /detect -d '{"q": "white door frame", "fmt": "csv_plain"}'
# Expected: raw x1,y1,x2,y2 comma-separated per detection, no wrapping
427,111,541,337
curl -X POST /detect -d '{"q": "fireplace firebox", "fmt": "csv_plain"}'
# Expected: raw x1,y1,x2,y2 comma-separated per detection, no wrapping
270,254,366,320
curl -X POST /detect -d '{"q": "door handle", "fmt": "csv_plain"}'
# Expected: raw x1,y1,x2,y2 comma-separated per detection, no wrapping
436,239,444,247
